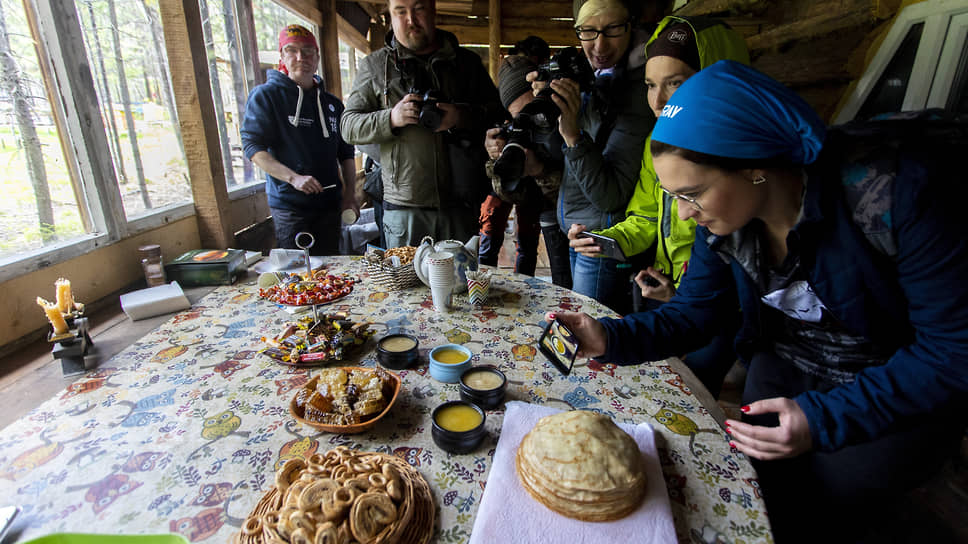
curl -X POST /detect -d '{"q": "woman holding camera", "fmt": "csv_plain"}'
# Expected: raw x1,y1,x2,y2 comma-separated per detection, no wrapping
547,60,968,541
570,16,749,396
543,0,654,314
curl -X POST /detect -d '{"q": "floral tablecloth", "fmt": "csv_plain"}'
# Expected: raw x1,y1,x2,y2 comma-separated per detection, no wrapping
0,257,772,543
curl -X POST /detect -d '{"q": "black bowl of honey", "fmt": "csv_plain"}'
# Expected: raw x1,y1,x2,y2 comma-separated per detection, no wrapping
459,365,507,410
376,333,419,370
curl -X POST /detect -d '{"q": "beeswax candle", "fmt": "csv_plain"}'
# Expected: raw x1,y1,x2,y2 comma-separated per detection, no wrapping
37,297,69,335
55,278,73,314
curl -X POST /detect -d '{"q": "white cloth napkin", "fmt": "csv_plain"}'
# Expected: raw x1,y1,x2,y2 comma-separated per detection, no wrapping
469,401,675,543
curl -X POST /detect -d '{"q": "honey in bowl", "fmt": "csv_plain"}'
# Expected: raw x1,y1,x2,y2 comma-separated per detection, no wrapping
435,403,483,432
463,369,503,390
380,335,417,352
433,347,470,365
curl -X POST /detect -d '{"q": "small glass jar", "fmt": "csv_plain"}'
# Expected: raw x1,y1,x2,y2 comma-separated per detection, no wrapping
139,244,166,287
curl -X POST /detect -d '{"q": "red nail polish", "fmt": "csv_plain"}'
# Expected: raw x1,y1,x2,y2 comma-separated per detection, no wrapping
725,427,732,435
549,313,556,320
740,405,750,413
729,441,736,449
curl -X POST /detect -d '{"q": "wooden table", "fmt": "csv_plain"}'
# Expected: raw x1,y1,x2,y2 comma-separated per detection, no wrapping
0,257,772,543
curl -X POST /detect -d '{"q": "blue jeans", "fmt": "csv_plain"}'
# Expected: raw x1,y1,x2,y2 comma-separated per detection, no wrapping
569,248,629,314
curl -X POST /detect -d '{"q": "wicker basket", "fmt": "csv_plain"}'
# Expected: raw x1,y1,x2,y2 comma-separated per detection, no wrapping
364,250,422,291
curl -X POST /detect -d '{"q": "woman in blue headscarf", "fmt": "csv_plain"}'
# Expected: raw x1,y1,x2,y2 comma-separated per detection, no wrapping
546,60,968,541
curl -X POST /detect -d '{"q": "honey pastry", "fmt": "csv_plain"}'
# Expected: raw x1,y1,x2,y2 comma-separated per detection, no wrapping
312,521,339,544
349,492,398,542
342,476,370,495
241,516,262,536
385,478,403,503
321,486,357,522
289,527,313,544
367,472,388,489
288,510,315,535
299,478,340,511
285,480,310,507
276,458,307,494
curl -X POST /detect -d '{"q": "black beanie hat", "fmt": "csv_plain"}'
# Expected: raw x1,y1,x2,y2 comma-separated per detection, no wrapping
646,22,700,72
498,55,538,109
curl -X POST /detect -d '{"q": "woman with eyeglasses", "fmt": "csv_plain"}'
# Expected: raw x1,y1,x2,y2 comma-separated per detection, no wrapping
537,0,654,314
547,60,968,542
569,15,749,397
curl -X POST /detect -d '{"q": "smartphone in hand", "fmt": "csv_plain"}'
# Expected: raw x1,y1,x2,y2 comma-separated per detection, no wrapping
577,232,627,262
538,318,580,376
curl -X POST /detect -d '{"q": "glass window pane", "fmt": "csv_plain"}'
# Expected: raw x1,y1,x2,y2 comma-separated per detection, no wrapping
946,34,968,113
200,0,260,187
0,0,86,259
857,22,924,120
75,0,191,220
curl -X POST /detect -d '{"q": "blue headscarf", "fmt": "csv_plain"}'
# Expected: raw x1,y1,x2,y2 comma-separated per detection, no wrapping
651,60,826,165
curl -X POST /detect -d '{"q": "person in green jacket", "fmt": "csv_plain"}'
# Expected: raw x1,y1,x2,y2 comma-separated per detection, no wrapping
570,15,749,396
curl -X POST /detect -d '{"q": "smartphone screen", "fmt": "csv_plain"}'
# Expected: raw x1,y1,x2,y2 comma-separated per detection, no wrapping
538,318,580,376
577,232,627,262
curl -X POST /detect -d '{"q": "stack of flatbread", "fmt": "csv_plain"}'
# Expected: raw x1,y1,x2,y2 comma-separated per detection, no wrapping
515,410,647,521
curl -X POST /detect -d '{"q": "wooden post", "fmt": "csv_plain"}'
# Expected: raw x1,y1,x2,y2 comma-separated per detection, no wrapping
233,0,264,88
488,0,501,80
319,0,342,98
157,0,234,249
369,19,386,52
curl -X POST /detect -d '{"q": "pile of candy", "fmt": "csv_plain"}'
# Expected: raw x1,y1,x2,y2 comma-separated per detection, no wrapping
261,312,374,365
258,272,354,306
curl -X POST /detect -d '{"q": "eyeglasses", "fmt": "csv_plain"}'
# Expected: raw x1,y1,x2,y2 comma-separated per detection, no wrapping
575,21,630,41
282,46,318,59
660,186,705,211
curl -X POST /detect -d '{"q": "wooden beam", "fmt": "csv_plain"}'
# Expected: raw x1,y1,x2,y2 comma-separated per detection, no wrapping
370,19,387,51
338,14,371,53
745,7,876,51
438,15,576,47
233,0,264,88
32,0,127,239
488,0,501,78
481,0,572,19
157,0,234,248
320,0,343,98
274,0,323,21
674,0,770,16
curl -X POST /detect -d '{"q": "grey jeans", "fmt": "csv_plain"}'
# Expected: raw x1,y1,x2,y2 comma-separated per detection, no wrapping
383,206,477,248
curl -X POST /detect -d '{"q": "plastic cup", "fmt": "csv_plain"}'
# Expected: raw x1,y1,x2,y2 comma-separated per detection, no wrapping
431,282,453,312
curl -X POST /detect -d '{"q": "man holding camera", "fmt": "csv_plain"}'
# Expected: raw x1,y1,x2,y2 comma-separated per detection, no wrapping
341,0,504,248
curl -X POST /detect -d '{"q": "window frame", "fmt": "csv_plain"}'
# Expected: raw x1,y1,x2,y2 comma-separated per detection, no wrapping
0,0,267,283
835,0,968,123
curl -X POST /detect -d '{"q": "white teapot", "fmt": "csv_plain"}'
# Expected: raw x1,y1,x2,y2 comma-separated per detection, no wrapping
413,235,480,294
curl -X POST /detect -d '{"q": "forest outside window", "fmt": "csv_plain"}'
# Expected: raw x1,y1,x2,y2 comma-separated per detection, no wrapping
0,0,87,262
75,0,191,220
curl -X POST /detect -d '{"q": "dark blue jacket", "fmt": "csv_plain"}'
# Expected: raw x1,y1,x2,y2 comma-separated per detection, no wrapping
240,70,354,213
598,131,968,453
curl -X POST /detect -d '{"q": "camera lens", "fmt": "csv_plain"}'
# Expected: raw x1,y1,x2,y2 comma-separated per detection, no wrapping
494,145,527,192
418,106,443,130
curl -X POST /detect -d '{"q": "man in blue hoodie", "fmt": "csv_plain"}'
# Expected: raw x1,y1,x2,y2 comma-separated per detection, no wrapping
241,25,357,255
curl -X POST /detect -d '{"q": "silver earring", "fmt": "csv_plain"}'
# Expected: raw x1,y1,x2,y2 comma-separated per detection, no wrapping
752,175,766,185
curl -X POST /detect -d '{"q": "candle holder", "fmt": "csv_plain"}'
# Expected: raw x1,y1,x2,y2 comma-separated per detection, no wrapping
49,316,95,376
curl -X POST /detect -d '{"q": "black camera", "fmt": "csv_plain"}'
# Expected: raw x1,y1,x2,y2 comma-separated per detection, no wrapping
493,117,537,193
492,48,593,190
410,88,446,131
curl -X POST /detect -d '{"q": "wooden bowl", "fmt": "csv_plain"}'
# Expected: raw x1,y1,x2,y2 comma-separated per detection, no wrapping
289,367,401,434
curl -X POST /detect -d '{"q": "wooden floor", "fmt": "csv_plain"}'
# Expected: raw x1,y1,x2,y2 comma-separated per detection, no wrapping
2,231,966,541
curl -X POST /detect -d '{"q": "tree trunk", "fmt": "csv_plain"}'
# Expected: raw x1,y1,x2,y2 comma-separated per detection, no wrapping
0,0,54,241
198,0,236,186
85,0,127,184
221,0,252,183
139,0,184,157
107,0,150,209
